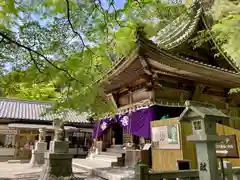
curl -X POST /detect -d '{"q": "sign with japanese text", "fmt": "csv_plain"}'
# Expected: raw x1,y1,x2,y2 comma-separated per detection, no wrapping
216,135,239,158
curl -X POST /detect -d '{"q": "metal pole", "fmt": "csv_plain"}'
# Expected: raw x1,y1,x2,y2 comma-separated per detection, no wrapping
220,158,226,180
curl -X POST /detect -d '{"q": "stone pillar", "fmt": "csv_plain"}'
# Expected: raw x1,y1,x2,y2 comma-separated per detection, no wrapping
39,120,74,180
29,128,47,167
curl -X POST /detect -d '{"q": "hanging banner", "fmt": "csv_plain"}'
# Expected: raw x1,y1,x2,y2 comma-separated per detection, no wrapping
151,124,180,149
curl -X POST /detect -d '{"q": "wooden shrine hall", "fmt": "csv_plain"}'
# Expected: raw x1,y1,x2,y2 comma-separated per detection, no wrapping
93,0,240,151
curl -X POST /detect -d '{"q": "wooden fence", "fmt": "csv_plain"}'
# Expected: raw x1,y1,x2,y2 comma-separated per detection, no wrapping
136,164,199,180
135,162,240,180
151,119,240,171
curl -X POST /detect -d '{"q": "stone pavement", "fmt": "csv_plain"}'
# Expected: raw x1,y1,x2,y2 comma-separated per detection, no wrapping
92,167,135,180
0,162,104,180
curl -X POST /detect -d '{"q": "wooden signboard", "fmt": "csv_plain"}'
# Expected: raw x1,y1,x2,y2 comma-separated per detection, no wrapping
216,135,239,158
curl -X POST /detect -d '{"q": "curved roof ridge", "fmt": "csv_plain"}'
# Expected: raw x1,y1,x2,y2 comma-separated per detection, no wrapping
156,13,189,39
164,7,202,49
154,0,203,49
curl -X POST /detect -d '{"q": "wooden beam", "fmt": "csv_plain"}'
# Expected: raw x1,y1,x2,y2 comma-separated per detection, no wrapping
106,93,118,108
191,84,205,101
139,56,153,75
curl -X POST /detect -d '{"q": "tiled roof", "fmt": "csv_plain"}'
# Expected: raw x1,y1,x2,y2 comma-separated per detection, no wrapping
153,0,240,72
180,101,229,121
154,1,202,50
0,98,90,123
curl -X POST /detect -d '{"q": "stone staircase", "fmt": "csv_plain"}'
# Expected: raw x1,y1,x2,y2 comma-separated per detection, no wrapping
72,144,125,173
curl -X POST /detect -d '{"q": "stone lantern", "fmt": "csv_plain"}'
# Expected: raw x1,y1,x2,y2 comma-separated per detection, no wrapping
39,118,74,180
29,128,47,167
179,101,229,180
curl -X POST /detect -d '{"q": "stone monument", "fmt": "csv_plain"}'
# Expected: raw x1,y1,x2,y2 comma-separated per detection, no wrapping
180,101,229,180
29,128,47,167
39,118,74,180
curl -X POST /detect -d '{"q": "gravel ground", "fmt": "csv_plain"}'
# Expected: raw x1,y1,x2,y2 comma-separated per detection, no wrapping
0,162,105,180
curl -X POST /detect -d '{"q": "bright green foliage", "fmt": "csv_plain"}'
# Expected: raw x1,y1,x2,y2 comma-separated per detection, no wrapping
211,0,240,66
0,0,185,118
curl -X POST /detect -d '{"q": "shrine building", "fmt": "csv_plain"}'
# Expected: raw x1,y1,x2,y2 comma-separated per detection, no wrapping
0,98,93,159
93,0,240,150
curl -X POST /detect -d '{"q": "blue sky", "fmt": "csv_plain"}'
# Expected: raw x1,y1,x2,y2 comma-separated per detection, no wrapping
29,0,127,27
113,0,126,9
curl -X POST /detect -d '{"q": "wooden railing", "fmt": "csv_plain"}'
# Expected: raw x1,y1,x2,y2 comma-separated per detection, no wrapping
136,163,240,180
136,164,199,180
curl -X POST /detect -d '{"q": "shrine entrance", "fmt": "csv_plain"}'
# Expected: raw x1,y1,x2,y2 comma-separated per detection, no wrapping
112,122,123,145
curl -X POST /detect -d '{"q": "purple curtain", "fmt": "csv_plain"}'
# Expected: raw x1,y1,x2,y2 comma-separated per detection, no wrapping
93,106,156,139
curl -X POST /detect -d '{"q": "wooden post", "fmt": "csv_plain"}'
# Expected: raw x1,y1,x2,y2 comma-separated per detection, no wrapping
220,158,226,180
129,91,133,143
224,161,233,180
84,132,87,146
95,120,100,141
135,164,149,180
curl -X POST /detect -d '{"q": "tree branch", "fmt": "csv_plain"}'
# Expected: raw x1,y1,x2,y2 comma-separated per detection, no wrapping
0,31,83,84
65,0,95,55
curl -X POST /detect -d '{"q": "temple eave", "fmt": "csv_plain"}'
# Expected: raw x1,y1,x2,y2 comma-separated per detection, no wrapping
102,39,240,92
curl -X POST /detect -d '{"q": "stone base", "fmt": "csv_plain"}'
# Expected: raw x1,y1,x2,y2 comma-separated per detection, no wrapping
29,141,47,167
39,152,74,180
49,141,69,153
29,150,45,167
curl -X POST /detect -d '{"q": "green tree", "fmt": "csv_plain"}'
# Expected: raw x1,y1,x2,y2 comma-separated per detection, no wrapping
211,0,240,66
0,0,185,117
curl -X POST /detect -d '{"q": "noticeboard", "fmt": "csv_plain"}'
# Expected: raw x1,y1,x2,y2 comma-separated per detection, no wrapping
151,124,180,150
216,135,239,158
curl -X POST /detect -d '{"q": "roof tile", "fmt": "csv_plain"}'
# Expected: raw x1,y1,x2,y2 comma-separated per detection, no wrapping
0,98,89,123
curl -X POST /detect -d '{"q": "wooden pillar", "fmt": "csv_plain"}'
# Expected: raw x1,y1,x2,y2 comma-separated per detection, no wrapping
14,129,20,158
129,91,133,143
84,132,87,146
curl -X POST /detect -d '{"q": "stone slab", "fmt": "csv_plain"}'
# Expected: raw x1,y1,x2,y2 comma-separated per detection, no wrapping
72,159,113,172
99,152,122,157
92,167,135,180
0,162,92,179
